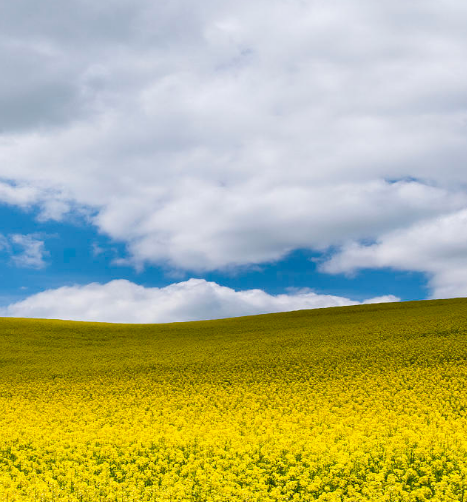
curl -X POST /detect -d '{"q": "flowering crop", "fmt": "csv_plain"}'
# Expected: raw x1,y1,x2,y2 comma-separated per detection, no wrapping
1,299,467,500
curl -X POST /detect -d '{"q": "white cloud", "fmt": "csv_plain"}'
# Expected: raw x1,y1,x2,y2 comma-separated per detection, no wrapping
9,234,48,269
0,279,399,323
0,233,49,269
362,295,400,305
0,0,467,289
0,181,40,208
321,209,467,299
0,235,9,252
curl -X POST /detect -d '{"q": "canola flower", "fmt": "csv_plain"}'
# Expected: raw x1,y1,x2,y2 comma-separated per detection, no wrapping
1,299,467,500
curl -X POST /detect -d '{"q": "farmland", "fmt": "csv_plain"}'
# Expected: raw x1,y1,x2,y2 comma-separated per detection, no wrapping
1,299,467,501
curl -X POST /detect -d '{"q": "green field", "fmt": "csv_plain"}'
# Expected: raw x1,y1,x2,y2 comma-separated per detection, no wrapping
1,299,467,501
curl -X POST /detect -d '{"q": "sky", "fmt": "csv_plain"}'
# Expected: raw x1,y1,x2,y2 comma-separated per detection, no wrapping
0,0,466,323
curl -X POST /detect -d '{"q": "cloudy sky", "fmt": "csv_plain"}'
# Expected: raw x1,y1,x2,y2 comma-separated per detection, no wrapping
0,0,466,322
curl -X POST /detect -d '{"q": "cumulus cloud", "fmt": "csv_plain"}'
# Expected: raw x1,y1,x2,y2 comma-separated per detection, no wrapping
9,234,48,269
362,295,401,305
0,279,399,323
0,181,40,208
321,209,467,299
0,233,48,269
0,0,466,290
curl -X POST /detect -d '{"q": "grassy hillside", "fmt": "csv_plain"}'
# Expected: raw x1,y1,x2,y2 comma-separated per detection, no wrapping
1,299,467,501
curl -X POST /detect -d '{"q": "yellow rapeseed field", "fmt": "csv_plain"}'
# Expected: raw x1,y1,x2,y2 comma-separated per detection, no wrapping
1,299,467,501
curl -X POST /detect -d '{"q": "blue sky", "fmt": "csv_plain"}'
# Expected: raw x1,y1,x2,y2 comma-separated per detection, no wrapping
0,202,428,322
0,200,428,300
0,0,466,322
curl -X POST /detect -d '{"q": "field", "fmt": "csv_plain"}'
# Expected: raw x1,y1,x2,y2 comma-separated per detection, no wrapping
1,299,467,501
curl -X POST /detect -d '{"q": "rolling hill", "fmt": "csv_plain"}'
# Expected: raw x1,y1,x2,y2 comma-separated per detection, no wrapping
1,298,467,501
